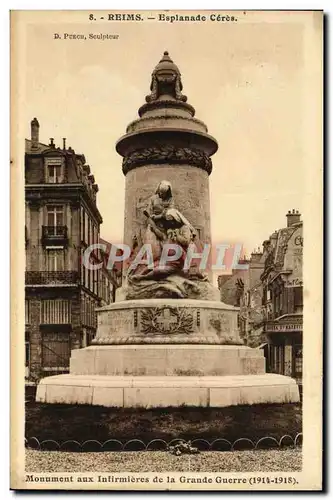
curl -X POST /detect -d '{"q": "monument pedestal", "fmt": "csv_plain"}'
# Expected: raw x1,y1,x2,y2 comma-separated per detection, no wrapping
68,345,266,377
36,300,299,408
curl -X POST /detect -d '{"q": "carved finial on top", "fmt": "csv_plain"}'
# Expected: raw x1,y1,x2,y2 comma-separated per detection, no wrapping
145,51,187,103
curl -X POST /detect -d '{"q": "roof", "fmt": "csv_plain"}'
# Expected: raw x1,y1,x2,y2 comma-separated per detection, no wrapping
263,221,303,276
25,138,49,154
153,51,181,75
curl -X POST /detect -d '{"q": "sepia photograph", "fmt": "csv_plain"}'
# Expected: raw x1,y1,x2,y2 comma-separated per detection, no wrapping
10,9,323,491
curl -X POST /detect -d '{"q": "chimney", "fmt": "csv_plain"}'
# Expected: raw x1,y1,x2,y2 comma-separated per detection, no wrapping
250,247,263,263
62,138,66,150
269,231,279,245
286,209,301,227
49,138,55,148
263,240,270,251
30,117,39,149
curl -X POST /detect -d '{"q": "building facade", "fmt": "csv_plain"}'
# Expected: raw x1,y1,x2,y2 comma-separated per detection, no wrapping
261,210,303,386
218,252,266,347
25,118,119,382
217,210,303,387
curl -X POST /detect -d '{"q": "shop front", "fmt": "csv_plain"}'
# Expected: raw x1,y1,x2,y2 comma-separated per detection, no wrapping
265,314,303,391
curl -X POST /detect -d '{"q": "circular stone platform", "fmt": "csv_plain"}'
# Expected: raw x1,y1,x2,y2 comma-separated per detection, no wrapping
36,374,300,408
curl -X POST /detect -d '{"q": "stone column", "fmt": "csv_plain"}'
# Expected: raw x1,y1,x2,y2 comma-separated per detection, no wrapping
116,52,218,279
123,164,211,249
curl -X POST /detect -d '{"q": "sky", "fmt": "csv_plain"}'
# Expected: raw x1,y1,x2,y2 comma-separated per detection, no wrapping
18,10,309,260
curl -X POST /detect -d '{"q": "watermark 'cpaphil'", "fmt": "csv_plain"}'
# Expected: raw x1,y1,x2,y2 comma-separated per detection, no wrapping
82,241,249,273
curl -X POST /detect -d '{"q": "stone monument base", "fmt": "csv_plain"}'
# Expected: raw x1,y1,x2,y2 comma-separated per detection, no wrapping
69,345,266,377
36,373,299,408
35,300,299,408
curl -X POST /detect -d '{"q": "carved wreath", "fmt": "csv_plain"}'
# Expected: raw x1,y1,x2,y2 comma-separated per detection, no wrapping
122,146,212,175
141,307,194,335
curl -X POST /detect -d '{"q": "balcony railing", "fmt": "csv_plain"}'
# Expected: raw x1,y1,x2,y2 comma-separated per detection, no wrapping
42,225,68,245
25,271,79,285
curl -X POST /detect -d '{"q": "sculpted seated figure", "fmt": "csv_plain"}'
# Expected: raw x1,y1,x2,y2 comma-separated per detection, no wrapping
124,180,219,301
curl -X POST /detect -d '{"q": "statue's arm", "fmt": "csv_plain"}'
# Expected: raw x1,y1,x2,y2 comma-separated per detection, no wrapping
151,212,164,221
143,208,166,240
150,223,166,241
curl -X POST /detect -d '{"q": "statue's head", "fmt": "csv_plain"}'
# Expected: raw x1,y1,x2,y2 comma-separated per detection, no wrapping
156,180,172,200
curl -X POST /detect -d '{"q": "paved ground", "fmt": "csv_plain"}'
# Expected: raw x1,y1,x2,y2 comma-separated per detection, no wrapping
26,449,302,473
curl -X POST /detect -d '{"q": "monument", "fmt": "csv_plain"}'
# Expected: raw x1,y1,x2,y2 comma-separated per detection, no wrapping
36,52,299,407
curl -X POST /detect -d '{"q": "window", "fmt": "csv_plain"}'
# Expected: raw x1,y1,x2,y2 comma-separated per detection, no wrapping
94,301,97,327
93,271,96,294
46,206,64,236
25,299,30,324
98,269,101,298
42,332,70,370
294,287,303,313
279,289,283,316
88,218,91,245
45,158,64,183
84,214,89,244
80,208,85,242
47,250,65,271
47,205,64,226
88,299,91,326
86,297,89,326
41,300,71,324
81,294,85,325
81,248,85,285
92,224,97,246
293,345,303,379
25,332,30,376
84,257,88,288
269,344,285,375
274,290,281,318
48,165,62,183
